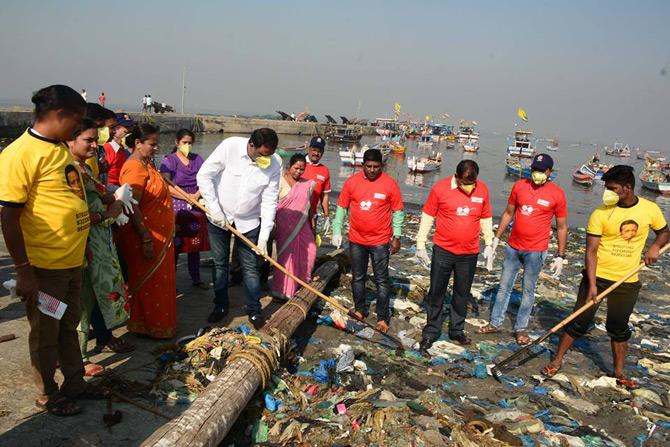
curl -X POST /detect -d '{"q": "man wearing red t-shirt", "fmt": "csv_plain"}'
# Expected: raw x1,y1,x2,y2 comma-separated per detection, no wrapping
104,113,134,189
302,136,331,233
479,154,568,345
415,160,494,350
332,149,404,333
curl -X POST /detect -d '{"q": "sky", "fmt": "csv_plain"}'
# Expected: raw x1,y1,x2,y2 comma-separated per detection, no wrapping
1,0,669,147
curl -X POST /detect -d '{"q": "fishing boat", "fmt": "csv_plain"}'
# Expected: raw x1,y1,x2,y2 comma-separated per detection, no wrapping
636,149,665,161
457,122,479,144
572,169,594,187
579,162,610,181
507,130,535,158
276,143,307,157
338,147,365,166
640,160,670,194
375,118,399,137
390,143,406,154
545,138,559,152
326,126,363,143
408,152,442,173
505,157,557,180
418,134,433,148
463,141,479,152
605,142,631,157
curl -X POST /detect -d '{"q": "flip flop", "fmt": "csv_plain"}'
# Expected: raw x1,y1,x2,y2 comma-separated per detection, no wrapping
541,364,561,378
37,396,82,417
477,323,501,334
84,362,106,377
348,308,366,320
103,337,135,353
616,377,639,390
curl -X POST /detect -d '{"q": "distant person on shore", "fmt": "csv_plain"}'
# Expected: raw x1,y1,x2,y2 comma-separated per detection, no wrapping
416,160,494,351
302,136,331,236
272,154,317,301
98,92,106,107
146,94,153,113
160,129,210,289
542,166,668,387
103,113,135,190
142,95,148,112
80,89,87,100
478,153,568,345
197,128,280,329
332,149,404,333
0,85,94,416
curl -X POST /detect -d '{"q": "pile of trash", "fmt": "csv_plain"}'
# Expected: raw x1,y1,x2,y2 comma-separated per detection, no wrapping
153,211,670,445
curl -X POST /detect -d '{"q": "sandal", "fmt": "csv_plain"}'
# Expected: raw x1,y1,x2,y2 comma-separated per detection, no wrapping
104,337,135,353
348,308,367,321
477,323,501,335
541,363,561,378
615,377,639,390
84,362,106,377
37,396,82,417
375,320,390,334
514,331,531,346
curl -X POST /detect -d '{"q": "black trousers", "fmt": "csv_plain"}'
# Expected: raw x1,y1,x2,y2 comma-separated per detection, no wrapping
422,245,478,341
350,242,391,323
565,272,641,342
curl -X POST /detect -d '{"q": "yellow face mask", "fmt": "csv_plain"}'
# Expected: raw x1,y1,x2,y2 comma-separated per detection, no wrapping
178,143,192,157
459,183,475,194
531,171,548,185
97,127,110,145
256,155,272,170
603,189,619,206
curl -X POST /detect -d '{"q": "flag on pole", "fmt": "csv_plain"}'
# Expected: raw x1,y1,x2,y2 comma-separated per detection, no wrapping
394,102,401,119
517,107,528,122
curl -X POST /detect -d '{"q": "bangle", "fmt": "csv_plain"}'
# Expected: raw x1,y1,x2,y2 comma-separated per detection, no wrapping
14,260,31,269
142,238,152,244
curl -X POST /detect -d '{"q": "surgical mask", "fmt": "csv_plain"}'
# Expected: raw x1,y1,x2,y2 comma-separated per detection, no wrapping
603,189,620,206
177,143,192,157
531,171,548,185
459,183,475,194
97,127,110,145
255,155,272,170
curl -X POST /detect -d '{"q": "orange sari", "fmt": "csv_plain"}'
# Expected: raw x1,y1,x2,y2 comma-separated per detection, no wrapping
118,159,176,338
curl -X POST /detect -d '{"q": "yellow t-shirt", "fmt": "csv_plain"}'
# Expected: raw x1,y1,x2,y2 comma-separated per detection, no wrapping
586,197,668,282
85,155,100,179
0,129,90,269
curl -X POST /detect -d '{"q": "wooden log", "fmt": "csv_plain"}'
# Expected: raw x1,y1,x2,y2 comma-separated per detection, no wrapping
142,260,340,447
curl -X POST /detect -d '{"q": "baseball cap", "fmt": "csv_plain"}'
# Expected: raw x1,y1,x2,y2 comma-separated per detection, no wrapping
530,153,554,171
309,136,326,151
114,113,135,128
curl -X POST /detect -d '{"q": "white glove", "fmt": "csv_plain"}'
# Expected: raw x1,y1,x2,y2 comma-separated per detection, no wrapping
486,237,500,271
115,213,130,226
332,233,342,249
322,216,331,236
254,238,268,257
415,248,431,266
549,256,564,278
114,183,137,215
208,210,228,229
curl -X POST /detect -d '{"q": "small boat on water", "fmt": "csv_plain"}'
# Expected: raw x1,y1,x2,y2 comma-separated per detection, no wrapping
572,169,594,187
276,143,307,157
327,126,363,143
340,144,391,166
636,149,665,161
545,138,559,152
505,157,557,180
457,122,479,144
418,134,433,148
605,142,631,157
640,159,670,194
507,130,535,158
391,143,406,154
408,152,443,173
463,141,479,152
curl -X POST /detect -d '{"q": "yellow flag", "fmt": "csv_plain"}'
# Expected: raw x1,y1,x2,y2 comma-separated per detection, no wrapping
517,107,528,122
425,115,430,122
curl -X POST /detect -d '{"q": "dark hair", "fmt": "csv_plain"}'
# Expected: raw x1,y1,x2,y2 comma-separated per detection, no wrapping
363,148,383,163
456,159,479,181
124,123,159,149
71,118,98,140
85,103,116,125
619,219,639,231
31,85,86,120
249,128,278,150
172,129,195,153
288,153,306,167
602,165,635,189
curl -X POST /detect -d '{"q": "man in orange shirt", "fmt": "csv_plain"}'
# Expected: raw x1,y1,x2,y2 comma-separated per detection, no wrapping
103,113,135,190
302,136,331,233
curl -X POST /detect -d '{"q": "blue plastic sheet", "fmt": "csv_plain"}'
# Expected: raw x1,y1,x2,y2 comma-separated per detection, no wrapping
313,359,336,383
263,392,282,412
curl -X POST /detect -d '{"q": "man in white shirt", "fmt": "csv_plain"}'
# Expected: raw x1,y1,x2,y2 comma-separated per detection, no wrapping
146,95,153,112
197,128,281,328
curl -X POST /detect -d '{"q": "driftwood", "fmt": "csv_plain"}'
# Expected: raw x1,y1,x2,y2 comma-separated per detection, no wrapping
142,259,340,447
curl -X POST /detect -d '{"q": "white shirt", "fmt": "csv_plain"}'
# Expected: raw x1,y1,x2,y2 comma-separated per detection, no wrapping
197,136,280,241
146,97,153,106
81,91,87,100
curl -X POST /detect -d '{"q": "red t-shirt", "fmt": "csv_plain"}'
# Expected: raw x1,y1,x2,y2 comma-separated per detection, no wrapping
337,171,403,246
104,141,128,186
423,177,492,255
303,161,331,213
507,179,567,251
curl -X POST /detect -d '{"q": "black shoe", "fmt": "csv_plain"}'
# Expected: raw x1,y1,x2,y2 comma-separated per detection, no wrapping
449,333,472,346
249,314,265,330
418,338,434,357
207,308,228,323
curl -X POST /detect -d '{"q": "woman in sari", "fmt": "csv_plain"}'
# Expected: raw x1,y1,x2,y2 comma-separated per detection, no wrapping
272,154,317,301
159,129,210,289
66,118,132,376
117,124,177,339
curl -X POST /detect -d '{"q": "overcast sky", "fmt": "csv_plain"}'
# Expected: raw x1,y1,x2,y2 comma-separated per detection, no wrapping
1,0,669,147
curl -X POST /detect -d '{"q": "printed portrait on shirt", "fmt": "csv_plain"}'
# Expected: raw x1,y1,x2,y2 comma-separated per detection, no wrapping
65,164,85,200
619,219,639,242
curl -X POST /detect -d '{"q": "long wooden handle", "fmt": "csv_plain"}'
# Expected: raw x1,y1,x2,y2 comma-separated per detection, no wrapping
165,178,403,346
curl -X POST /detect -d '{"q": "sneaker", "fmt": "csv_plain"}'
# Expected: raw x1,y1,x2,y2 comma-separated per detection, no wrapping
207,308,228,323
249,314,265,330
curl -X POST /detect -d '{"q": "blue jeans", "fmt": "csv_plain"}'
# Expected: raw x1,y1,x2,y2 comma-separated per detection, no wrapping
208,223,262,316
350,242,391,323
490,245,546,332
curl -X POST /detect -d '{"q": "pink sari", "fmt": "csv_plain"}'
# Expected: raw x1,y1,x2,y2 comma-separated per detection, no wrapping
272,179,317,299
